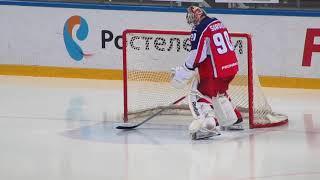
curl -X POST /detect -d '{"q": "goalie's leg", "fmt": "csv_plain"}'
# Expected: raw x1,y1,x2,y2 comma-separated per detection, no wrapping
198,76,244,130
219,92,244,131
188,100,221,140
188,83,220,140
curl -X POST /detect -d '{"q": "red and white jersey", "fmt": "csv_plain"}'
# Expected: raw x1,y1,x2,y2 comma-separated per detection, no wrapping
185,17,238,78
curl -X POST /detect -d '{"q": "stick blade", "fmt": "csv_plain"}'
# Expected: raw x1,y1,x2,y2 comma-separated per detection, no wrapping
115,123,138,130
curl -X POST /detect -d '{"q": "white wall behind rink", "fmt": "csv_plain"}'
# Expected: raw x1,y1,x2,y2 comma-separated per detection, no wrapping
0,3,319,78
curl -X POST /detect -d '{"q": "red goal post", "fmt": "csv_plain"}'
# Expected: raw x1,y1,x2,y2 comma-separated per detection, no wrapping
122,29,288,129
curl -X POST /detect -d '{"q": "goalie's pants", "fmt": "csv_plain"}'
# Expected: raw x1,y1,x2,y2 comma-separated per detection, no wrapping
196,55,237,98
197,76,234,98
197,56,237,97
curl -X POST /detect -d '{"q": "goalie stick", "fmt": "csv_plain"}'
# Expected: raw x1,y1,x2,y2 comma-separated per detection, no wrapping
116,96,186,130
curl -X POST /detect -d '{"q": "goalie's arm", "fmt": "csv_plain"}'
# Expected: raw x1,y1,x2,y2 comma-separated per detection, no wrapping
186,28,210,69
170,30,208,89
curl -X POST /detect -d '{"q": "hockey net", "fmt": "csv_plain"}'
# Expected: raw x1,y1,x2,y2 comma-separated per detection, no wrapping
122,29,288,129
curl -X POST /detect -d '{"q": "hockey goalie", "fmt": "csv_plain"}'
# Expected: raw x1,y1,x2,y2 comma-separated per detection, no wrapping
171,6,243,140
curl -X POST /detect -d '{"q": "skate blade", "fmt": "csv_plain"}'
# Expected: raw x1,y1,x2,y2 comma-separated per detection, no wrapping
191,131,221,140
220,125,244,131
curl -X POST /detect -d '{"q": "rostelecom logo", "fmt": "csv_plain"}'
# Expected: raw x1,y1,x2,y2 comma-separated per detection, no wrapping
63,15,91,61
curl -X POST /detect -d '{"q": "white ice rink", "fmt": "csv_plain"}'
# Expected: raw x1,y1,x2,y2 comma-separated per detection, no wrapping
0,75,320,180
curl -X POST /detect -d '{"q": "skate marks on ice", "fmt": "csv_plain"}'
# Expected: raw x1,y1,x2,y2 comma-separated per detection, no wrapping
61,121,272,145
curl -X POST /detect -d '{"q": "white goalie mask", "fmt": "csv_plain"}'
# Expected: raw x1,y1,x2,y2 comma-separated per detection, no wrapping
186,6,207,26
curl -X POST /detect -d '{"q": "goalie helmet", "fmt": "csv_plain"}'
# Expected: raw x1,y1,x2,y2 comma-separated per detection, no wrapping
186,6,207,26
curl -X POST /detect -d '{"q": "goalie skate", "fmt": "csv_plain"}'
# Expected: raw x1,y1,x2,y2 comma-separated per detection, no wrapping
191,129,221,140
220,119,244,131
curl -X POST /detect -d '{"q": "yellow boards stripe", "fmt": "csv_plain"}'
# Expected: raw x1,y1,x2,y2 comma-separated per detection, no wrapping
0,65,320,89
0,65,123,80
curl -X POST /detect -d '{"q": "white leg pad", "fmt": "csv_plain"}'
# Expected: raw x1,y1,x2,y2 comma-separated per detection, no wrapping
188,77,219,137
213,95,238,127
188,117,217,134
188,94,217,133
189,120,202,133
189,118,220,140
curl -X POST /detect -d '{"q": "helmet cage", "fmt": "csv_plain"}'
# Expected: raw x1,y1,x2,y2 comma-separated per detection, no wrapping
186,6,207,26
